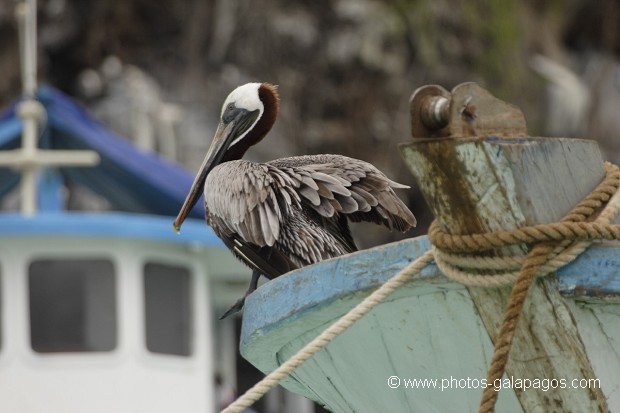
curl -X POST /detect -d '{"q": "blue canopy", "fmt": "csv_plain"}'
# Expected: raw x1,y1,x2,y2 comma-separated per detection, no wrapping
0,86,204,218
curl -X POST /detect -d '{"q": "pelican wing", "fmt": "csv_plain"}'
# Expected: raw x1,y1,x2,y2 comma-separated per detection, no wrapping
269,155,417,232
205,156,415,265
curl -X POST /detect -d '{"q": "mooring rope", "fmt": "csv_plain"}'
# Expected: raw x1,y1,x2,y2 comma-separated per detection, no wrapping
432,162,620,288
222,162,620,413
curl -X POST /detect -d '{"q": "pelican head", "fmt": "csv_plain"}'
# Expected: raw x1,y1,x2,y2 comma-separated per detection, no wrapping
173,82,279,233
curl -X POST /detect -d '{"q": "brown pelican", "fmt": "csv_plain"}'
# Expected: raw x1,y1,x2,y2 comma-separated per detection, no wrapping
174,83,416,318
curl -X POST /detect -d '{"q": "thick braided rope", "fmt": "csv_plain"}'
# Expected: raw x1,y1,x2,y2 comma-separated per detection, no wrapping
221,250,435,413
430,162,620,287
477,241,561,413
477,162,620,413
433,238,598,284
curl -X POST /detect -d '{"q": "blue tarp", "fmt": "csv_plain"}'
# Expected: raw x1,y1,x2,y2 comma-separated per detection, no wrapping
0,86,204,218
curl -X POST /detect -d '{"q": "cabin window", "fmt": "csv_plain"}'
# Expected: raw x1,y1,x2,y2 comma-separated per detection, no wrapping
143,263,192,356
29,259,116,353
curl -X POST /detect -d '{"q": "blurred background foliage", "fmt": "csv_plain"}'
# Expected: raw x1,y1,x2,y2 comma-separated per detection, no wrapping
1,0,618,245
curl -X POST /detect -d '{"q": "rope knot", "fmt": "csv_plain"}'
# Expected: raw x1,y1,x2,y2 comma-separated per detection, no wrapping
428,162,620,287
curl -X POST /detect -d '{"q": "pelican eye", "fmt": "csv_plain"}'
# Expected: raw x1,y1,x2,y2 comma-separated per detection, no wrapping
222,102,239,124
224,103,252,125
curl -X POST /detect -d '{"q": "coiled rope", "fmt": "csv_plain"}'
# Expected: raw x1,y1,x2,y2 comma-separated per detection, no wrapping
222,162,620,413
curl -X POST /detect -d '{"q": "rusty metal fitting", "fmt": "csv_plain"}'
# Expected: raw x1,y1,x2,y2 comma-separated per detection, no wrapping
409,82,527,139
420,95,450,130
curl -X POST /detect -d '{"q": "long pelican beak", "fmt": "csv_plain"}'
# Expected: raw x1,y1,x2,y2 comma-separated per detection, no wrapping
173,121,235,233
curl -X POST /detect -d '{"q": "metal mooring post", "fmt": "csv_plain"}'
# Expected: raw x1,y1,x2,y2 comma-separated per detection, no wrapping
400,83,608,412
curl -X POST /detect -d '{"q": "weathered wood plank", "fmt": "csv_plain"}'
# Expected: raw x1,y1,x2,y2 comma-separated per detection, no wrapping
564,301,620,409
400,136,609,412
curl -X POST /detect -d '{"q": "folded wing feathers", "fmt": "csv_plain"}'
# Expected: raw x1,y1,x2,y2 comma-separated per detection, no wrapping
258,203,277,246
335,193,359,213
315,197,336,217
311,172,351,196
316,181,335,200
287,162,415,231
298,185,321,206
208,157,415,250
348,191,371,212
350,186,378,207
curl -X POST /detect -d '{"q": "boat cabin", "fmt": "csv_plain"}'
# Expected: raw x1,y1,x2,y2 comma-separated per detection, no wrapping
0,88,248,413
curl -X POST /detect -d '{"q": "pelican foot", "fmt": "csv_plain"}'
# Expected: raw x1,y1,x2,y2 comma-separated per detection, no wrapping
219,296,246,320
219,269,261,320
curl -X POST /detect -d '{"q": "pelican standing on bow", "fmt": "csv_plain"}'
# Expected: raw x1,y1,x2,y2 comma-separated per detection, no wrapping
174,83,416,318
